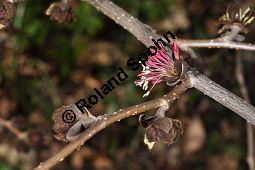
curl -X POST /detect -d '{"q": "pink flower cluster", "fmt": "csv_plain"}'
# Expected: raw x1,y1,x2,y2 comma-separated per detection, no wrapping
135,41,181,97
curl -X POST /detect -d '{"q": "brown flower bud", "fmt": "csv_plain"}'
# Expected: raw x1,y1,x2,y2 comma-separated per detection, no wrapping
140,115,183,149
52,104,96,142
218,4,254,34
52,104,79,142
0,0,16,29
45,1,75,24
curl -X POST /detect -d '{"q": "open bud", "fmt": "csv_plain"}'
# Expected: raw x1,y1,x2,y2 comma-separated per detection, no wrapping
135,41,187,97
139,113,183,149
45,1,75,24
218,4,254,34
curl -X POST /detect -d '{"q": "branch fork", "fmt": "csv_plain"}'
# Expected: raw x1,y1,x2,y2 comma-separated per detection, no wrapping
34,0,255,169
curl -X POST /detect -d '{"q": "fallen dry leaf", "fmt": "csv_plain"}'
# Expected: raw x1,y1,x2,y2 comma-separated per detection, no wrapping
183,116,206,155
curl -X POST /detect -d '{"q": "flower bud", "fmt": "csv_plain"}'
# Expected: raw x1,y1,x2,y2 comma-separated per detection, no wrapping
46,1,75,24
0,0,16,29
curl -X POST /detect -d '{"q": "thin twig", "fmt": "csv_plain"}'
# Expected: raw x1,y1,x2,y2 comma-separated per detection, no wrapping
81,0,255,123
81,0,255,52
33,79,192,170
178,24,255,51
178,25,255,51
81,0,255,51
235,54,254,170
179,25,242,60
34,0,255,169
0,117,28,143
179,39,255,51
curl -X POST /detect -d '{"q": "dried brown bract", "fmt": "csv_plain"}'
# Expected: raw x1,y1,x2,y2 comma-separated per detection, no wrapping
218,4,254,34
139,114,183,149
46,1,75,24
0,0,17,29
52,104,97,142
52,104,78,142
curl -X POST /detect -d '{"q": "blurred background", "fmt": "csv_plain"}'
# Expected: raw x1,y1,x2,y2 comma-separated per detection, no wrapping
0,0,255,169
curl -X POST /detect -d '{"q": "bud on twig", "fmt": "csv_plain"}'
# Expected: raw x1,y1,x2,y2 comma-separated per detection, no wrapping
52,104,96,142
139,104,183,149
45,1,75,24
218,4,254,34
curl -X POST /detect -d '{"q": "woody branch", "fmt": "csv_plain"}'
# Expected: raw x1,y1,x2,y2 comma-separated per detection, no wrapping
81,0,255,51
235,54,254,170
34,78,192,170
80,0,255,123
34,0,255,169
